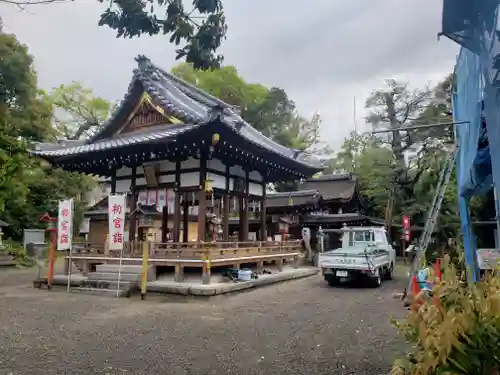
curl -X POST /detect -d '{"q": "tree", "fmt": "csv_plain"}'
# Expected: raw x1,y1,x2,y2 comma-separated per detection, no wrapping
416,73,455,141
0,30,96,239
0,31,53,213
365,79,438,226
49,82,113,140
327,132,394,218
2,0,226,70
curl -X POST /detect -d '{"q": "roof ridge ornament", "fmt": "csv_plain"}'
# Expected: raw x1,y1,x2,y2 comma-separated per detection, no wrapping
208,105,224,122
234,121,245,132
135,55,154,72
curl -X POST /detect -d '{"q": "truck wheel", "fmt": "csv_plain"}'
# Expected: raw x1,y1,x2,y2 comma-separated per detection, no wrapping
371,269,382,288
325,275,339,287
385,264,394,280
384,263,394,280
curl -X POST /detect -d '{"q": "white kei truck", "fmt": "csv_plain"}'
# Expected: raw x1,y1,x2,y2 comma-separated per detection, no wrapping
317,227,396,287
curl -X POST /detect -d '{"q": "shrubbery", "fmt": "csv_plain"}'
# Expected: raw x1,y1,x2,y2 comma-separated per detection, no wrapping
391,255,500,374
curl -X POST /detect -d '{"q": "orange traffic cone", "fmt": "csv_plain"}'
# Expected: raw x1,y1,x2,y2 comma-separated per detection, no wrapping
411,275,422,311
435,258,442,281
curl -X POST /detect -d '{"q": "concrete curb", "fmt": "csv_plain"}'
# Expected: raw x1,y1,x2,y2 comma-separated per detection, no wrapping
149,268,320,296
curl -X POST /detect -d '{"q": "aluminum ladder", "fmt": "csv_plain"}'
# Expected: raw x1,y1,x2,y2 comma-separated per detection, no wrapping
404,143,459,297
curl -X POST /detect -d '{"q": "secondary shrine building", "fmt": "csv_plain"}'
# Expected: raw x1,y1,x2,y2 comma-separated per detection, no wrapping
33,55,324,246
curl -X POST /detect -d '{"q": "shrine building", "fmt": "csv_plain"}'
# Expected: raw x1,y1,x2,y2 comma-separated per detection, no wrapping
32,55,324,279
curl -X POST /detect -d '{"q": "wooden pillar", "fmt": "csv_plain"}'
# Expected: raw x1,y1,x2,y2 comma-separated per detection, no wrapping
198,155,207,243
128,167,137,242
223,193,230,241
161,205,168,243
260,180,267,241
240,171,250,241
223,165,230,242
238,196,245,241
173,191,181,243
173,161,181,243
182,195,189,243
110,169,117,194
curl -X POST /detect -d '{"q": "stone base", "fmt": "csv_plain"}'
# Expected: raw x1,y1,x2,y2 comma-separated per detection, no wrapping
46,267,320,297
147,267,319,296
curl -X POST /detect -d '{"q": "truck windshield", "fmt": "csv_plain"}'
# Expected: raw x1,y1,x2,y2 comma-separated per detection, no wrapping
346,231,373,245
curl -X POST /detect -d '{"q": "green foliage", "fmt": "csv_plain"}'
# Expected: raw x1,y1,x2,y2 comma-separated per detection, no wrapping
0,30,98,241
171,62,328,158
0,31,54,213
48,82,114,140
391,256,500,375
2,239,36,267
98,0,226,70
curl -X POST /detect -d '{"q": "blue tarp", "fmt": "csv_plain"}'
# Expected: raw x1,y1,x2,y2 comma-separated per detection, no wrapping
441,0,500,281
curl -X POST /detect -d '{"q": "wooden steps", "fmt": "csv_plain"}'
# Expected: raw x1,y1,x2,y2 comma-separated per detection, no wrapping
70,264,155,298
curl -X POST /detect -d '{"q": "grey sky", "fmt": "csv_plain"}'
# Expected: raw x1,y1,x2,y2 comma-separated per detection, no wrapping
1,0,458,150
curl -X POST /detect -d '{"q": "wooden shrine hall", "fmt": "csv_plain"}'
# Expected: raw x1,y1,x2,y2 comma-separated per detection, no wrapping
32,55,324,281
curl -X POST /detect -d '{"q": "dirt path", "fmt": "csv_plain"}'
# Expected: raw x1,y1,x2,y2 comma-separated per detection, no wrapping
0,268,407,375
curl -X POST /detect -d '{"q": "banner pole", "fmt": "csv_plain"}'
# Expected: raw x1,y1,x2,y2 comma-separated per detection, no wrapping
116,245,124,298
66,246,73,293
66,198,74,293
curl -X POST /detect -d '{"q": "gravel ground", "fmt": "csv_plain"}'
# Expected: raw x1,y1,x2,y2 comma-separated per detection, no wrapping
0,266,408,375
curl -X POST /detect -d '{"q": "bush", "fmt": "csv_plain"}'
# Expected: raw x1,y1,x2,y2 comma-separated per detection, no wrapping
391,255,500,375
2,239,36,267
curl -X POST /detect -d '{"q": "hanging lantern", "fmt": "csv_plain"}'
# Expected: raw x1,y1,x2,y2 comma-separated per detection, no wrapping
204,179,213,193
211,133,220,146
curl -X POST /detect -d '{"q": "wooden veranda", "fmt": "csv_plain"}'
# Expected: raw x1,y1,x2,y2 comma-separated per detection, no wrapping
65,240,303,284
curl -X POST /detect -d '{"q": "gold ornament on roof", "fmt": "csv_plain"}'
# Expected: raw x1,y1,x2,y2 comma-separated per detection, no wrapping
211,133,220,146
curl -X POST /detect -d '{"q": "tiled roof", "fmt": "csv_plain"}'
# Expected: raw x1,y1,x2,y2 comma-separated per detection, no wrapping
300,174,357,201
266,189,320,208
33,124,196,157
33,55,323,170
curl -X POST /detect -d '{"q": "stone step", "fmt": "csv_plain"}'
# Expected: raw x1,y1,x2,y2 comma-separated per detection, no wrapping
95,264,154,275
0,254,15,262
79,279,135,290
71,287,131,298
87,272,155,282
0,259,16,267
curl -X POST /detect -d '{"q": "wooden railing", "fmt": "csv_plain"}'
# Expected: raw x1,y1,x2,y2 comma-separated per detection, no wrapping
70,240,302,261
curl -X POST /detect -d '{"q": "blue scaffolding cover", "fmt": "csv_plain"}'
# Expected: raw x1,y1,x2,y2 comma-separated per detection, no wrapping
442,1,500,282
454,47,483,197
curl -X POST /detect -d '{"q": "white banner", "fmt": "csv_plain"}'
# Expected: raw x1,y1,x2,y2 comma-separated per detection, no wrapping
156,188,167,210
138,190,148,206
57,199,74,251
167,189,175,214
147,189,157,206
108,194,126,250
79,218,90,234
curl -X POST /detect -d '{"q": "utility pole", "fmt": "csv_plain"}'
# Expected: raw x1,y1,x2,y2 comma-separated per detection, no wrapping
353,96,357,135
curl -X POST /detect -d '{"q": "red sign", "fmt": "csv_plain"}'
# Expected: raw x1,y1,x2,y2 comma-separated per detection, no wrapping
402,215,410,230
402,215,411,242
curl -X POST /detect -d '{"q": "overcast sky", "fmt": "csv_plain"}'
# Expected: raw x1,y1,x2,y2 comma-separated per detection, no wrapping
1,0,458,150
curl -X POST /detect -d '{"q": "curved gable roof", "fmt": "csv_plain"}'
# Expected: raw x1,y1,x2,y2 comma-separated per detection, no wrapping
86,55,323,170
